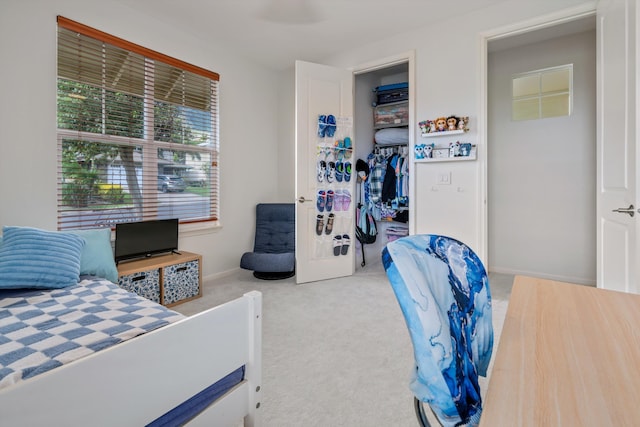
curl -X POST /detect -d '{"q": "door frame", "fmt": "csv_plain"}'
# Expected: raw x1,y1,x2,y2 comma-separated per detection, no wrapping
478,3,597,270
350,50,416,234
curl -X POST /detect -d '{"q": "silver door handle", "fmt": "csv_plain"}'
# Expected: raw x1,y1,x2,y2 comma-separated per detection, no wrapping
298,196,312,203
612,204,635,217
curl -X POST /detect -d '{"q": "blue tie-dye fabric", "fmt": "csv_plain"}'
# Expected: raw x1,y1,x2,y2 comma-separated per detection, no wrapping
382,235,493,427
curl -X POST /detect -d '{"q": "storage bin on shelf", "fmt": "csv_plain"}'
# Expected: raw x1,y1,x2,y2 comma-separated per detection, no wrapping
374,101,408,129
373,82,409,106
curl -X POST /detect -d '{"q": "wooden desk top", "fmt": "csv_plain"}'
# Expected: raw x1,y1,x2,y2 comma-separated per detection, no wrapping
480,275,640,426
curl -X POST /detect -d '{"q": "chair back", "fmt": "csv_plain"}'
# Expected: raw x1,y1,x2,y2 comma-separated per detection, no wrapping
382,234,493,426
253,203,295,254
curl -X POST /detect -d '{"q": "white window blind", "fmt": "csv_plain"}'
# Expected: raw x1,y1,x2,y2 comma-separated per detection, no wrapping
56,16,219,230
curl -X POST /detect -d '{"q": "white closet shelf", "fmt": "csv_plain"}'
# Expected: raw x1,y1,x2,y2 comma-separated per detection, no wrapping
421,129,467,138
415,145,477,163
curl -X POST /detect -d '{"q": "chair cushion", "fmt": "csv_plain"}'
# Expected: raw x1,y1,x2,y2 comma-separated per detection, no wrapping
253,203,295,254
240,203,295,277
240,252,295,273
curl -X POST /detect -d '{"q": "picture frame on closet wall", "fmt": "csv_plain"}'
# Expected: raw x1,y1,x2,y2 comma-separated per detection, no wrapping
433,147,450,159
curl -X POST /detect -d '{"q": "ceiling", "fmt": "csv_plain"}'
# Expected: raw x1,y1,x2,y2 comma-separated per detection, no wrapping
114,0,507,70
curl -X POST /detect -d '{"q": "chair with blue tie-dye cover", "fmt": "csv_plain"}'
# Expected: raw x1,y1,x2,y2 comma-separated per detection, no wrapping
382,234,493,427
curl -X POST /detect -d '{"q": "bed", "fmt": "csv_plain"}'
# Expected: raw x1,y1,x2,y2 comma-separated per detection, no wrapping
0,226,262,426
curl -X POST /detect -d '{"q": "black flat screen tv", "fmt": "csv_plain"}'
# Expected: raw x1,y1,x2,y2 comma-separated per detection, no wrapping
115,219,179,263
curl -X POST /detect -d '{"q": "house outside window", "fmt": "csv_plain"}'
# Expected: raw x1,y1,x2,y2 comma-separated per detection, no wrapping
56,17,219,230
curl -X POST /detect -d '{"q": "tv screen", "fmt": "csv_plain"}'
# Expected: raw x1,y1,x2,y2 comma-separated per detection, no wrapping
115,219,179,263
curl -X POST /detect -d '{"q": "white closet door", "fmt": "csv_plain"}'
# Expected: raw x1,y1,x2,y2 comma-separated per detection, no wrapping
597,0,639,292
295,60,355,284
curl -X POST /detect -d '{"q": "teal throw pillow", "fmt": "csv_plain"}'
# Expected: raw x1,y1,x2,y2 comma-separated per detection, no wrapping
0,226,85,289
70,228,118,283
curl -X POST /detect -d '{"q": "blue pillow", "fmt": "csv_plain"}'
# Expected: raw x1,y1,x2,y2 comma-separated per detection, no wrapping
70,228,118,283
0,226,85,289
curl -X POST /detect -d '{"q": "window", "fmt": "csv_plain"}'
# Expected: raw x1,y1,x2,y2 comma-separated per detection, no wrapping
56,16,219,230
512,64,572,121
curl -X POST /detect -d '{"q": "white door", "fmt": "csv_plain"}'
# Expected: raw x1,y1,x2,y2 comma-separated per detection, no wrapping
597,0,638,292
295,60,355,284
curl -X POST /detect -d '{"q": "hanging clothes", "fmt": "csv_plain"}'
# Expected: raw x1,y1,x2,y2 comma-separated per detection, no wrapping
381,155,397,203
361,145,409,222
367,152,385,205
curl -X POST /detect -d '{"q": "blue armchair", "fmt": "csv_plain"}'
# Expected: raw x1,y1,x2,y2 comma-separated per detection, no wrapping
240,203,295,280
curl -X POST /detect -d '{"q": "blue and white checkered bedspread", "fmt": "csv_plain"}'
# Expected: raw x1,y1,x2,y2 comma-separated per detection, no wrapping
0,277,185,390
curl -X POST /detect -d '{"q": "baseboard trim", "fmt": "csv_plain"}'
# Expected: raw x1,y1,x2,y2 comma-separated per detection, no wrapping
203,267,242,283
489,266,596,287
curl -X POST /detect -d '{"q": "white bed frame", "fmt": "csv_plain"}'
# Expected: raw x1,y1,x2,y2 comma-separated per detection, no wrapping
0,291,262,426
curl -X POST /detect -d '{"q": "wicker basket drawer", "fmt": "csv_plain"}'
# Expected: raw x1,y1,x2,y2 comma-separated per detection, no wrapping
118,269,161,303
162,259,200,305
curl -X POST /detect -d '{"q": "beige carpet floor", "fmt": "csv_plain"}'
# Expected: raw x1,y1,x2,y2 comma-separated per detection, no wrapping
173,263,513,427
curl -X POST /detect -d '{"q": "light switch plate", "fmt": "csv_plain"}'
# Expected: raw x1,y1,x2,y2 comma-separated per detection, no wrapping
438,172,451,185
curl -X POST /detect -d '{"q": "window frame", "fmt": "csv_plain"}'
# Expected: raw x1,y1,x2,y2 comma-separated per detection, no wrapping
511,64,573,121
56,16,220,231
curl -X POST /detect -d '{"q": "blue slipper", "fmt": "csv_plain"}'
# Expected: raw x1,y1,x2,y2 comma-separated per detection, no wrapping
335,161,344,182
317,115,327,138
326,190,334,212
344,162,352,182
325,114,337,137
317,190,326,212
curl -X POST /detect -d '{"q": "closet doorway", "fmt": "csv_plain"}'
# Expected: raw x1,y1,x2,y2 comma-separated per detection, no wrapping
486,15,597,285
353,52,415,269
293,53,415,282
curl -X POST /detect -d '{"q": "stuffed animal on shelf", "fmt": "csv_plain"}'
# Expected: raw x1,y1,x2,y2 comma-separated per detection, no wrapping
435,117,447,132
424,144,433,158
449,141,461,157
414,143,426,159
458,116,468,131
446,115,459,131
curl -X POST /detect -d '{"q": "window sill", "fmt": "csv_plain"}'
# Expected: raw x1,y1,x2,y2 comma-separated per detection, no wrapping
180,220,222,237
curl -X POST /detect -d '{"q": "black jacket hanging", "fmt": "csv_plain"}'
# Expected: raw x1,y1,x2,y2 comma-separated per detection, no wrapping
381,155,397,203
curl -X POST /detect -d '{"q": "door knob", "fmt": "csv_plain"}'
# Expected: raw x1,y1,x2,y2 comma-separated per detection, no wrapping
612,204,635,217
298,196,312,203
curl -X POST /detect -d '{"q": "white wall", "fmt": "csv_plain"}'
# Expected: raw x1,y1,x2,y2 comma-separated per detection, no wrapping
319,0,596,260
488,30,596,284
0,0,598,280
0,0,283,279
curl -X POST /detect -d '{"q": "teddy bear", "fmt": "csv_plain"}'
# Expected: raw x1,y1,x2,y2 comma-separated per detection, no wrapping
414,144,426,159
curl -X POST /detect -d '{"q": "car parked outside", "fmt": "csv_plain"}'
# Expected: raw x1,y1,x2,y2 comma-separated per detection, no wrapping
182,169,207,187
158,175,186,193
